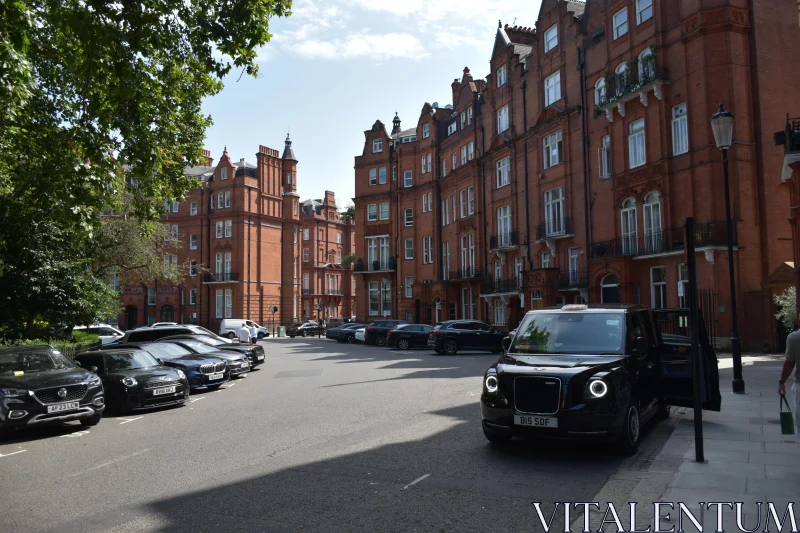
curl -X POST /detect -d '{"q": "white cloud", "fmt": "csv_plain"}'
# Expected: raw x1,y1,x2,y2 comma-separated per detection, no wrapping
435,30,486,50
292,32,428,61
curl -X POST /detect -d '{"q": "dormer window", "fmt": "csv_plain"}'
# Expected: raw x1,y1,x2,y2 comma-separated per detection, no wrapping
220,167,227,180
372,139,383,153
447,122,457,136
422,123,430,139
497,64,507,87
544,24,558,53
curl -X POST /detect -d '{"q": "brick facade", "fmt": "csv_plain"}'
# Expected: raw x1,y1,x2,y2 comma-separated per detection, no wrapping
353,0,800,351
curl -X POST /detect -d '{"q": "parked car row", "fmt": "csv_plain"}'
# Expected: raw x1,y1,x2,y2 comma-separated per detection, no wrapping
0,329,266,438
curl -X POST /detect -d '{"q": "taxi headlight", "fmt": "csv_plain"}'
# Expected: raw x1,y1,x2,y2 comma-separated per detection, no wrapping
485,375,499,394
586,379,608,399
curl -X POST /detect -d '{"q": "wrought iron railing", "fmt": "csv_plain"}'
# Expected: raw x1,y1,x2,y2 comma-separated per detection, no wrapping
597,63,668,107
558,268,589,289
482,277,522,294
785,116,800,154
449,268,482,280
589,221,736,260
536,217,573,241
203,272,239,282
490,231,519,250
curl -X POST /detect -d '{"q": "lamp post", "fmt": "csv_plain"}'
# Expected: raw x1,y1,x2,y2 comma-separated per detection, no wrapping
710,103,745,394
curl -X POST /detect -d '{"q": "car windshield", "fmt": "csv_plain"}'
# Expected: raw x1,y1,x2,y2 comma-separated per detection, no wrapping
195,337,227,347
141,343,192,360
187,325,216,336
0,349,75,374
509,312,626,355
106,351,160,371
178,340,218,354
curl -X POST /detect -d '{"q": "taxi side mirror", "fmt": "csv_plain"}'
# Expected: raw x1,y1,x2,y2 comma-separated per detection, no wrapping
89,366,99,374
635,337,648,353
502,336,512,352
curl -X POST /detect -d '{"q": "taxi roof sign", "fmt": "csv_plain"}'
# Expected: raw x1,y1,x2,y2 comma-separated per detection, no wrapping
561,304,588,311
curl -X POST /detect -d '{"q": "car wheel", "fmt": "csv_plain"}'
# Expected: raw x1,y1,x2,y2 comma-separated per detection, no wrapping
375,335,387,347
617,403,641,455
443,339,458,355
258,332,265,339
0,424,15,440
397,339,410,350
483,427,512,445
300,331,306,337
80,411,102,427
289,335,296,338
434,348,445,355
346,334,355,343
227,332,236,339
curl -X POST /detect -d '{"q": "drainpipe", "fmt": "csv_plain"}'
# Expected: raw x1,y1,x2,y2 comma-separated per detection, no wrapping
480,122,488,321
578,47,592,295
522,79,531,267
199,187,204,325
392,142,398,319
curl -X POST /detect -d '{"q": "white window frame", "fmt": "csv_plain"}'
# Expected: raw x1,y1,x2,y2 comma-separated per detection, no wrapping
189,288,196,305
224,191,230,208
451,152,456,170
171,224,178,241
404,170,413,188
369,168,377,186
302,273,309,290
379,202,389,220
636,0,653,25
497,105,509,133
302,248,309,262
422,195,427,213
220,167,227,181
422,237,428,264
217,192,223,208
224,220,232,238
172,201,180,213
224,252,232,274
543,130,562,169
404,239,414,260
568,248,579,285
467,186,474,215
496,156,510,188
672,103,689,156
367,204,377,222
599,135,612,179
544,187,565,236
468,141,474,160
373,139,382,153
379,167,387,184
427,192,432,212
405,276,413,298
189,261,197,277
428,236,433,266
497,64,507,87
678,264,689,309
461,145,467,165
215,290,223,318
544,71,561,107
303,228,309,241
442,157,447,177
422,123,430,139
405,208,414,227
461,112,466,129
629,118,646,168
497,205,512,247
189,234,197,250
621,197,639,255
650,266,667,309
643,191,663,253
224,289,232,318
544,24,558,53
467,107,473,124
594,78,606,106
421,155,427,174
447,122,457,136
190,202,197,216
426,153,432,174
215,221,223,239
613,8,628,40
459,190,466,219
540,252,550,269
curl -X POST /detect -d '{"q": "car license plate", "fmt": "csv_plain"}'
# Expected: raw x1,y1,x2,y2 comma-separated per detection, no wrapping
208,372,224,381
152,386,176,396
514,415,558,428
47,402,80,413
257,355,264,360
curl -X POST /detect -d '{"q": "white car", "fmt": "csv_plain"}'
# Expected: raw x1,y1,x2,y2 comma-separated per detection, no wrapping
354,327,366,343
219,319,271,339
73,324,124,345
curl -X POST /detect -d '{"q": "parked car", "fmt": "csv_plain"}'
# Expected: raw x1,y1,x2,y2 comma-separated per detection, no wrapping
354,327,366,343
73,324,124,346
158,338,250,378
152,322,178,328
106,325,229,349
74,349,189,413
387,324,434,350
364,320,407,346
480,304,722,454
286,322,322,338
161,335,265,369
329,323,365,343
426,320,506,355
0,345,105,436
326,318,346,328
219,319,271,340
116,342,229,390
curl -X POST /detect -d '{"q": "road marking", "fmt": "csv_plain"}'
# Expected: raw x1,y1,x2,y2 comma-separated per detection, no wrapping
226,382,237,388
59,430,90,438
119,416,143,425
401,474,430,490
65,449,150,477
0,450,27,458
189,396,206,403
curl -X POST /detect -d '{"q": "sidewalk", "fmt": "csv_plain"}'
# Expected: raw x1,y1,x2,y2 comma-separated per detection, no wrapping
575,353,799,532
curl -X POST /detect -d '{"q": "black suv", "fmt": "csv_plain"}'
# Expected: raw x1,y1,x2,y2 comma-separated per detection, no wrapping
0,345,105,436
365,320,407,346
427,320,506,355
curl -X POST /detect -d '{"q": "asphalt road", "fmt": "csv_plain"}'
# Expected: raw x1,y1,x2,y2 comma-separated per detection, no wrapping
0,338,675,533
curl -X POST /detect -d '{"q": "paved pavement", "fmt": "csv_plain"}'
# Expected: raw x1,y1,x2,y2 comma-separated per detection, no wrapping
573,353,800,532
0,338,677,533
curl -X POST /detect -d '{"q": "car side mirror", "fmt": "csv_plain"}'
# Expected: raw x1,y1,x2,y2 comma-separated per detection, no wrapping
156,358,164,365
89,366,99,374
635,337,648,353
502,336,512,352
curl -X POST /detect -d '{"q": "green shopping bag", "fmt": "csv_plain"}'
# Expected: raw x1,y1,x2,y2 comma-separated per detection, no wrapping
780,395,795,435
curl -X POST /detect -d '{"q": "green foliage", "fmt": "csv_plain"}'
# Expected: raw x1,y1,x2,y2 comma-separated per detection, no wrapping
0,332,99,360
340,203,356,223
0,0,291,339
341,253,356,266
774,286,797,333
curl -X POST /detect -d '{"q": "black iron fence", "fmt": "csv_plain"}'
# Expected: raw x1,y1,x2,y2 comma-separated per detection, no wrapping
449,268,482,280
536,217,573,241
652,289,719,349
490,231,519,250
598,62,668,107
590,221,735,260
558,268,589,289
782,116,800,154
203,272,239,282
482,277,522,294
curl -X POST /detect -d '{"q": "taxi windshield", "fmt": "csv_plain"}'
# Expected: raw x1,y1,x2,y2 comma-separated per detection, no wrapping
509,312,626,355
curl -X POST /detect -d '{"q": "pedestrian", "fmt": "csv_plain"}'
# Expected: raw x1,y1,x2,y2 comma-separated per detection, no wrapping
778,324,800,440
249,323,258,345
237,322,251,344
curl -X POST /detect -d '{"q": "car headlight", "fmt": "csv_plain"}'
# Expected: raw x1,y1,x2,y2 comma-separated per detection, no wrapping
88,376,101,386
484,374,499,394
175,370,186,379
585,379,608,399
121,377,138,387
0,388,29,398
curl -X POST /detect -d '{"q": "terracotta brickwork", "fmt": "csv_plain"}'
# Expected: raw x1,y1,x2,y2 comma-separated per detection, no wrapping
352,0,800,351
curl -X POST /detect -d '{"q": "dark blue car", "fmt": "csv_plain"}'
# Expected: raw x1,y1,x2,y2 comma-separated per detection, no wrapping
114,342,229,390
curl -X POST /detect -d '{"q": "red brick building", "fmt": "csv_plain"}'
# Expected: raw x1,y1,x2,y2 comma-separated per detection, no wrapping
119,136,304,332
353,0,800,351
299,192,356,322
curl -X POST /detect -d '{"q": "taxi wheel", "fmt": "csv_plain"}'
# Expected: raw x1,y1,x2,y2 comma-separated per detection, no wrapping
617,404,641,455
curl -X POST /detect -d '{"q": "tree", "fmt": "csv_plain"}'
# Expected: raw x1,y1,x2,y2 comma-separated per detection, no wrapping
340,202,356,223
0,0,291,338
774,286,797,333
341,253,356,266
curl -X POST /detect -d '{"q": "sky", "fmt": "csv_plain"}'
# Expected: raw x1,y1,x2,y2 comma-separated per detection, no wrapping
201,0,544,206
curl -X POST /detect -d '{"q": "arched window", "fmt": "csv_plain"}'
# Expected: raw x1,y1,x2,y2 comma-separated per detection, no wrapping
594,77,607,105
620,197,638,255
601,274,620,304
615,62,629,90
643,191,662,253
160,304,174,322
638,48,654,82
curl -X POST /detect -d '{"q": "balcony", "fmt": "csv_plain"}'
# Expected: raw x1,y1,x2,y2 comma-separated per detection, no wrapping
589,221,736,261
325,290,343,296
302,288,313,295
778,116,800,182
784,117,800,154
489,231,519,251
449,268,482,281
596,61,669,122
353,257,396,274
481,277,523,295
558,268,589,290
202,272,239,283
536,217,574,242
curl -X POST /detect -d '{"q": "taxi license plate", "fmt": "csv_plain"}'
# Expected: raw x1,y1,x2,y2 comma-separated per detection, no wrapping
207,372,224,381
514,415,558,428
47,402,80,413
153,386,176,396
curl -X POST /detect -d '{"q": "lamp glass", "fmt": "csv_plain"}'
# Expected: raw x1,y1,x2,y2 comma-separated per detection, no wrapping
710,113,734,150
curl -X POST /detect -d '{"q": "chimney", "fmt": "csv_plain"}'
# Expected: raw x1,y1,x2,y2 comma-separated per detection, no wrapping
201,149,213,166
